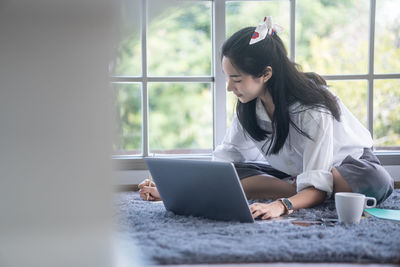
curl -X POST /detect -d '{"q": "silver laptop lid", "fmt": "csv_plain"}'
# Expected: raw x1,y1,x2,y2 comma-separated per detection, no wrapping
144,158,254,223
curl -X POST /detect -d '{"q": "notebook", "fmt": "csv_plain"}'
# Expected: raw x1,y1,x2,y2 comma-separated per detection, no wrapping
364,208,400,221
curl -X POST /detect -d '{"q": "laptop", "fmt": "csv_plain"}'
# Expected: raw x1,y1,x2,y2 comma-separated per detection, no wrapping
144,157,255,223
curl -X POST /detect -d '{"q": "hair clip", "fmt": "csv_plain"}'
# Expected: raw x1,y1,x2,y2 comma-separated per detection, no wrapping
249,16,284,45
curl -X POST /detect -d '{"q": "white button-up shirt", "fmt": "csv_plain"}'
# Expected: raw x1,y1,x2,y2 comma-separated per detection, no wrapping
213,97,373,198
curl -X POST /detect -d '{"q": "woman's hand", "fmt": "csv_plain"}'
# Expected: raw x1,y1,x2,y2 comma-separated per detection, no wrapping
138,179,162,201
249,201,286,220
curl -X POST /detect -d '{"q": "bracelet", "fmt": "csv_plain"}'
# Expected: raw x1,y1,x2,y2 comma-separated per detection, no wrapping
278,198,294,215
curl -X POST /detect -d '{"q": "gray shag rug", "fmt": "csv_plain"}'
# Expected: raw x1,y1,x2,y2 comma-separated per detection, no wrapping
114,189,400,265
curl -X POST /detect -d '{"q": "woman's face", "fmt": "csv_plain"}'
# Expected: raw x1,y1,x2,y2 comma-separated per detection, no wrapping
222,56,267,103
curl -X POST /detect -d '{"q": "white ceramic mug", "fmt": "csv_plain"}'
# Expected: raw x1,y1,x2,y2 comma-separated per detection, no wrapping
335,192,377,224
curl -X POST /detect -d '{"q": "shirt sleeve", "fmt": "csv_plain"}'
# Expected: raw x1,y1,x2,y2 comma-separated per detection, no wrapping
295,108,334,199
212,114,265,162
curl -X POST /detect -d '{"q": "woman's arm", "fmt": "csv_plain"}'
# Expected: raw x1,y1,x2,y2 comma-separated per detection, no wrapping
289,186,326,210
249,186,326,220
213,113,264,162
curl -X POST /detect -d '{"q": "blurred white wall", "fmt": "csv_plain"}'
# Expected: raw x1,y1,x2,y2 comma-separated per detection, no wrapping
0,1,140,266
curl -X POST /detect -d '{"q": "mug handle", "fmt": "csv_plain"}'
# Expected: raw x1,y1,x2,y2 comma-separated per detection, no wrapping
364,197,377,209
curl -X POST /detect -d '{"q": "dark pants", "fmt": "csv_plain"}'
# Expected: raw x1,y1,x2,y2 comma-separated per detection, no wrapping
234,148,394,204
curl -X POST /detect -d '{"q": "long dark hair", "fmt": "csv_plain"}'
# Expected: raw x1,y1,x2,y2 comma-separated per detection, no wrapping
222,27,341,155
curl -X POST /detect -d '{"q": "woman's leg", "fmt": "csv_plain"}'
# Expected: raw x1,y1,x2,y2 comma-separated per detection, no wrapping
333,148,394,204
240,174,297,199
331,167,352,194
240,167,351,200
238,157,388,200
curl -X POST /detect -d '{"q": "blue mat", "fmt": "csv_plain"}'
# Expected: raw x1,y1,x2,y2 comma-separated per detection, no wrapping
115,189,400,264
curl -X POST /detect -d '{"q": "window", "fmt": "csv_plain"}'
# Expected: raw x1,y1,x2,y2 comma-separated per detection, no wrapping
112,0,400,163
113,0,213,156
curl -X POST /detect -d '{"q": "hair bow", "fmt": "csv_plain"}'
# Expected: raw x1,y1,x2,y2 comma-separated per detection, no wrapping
249,16,284,45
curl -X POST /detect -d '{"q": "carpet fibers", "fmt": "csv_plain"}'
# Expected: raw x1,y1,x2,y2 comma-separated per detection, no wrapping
115,189,400,265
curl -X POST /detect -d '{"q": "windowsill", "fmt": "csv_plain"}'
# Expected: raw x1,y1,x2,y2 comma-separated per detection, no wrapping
113,151,400,171
113,154,213,170
374,151,400,165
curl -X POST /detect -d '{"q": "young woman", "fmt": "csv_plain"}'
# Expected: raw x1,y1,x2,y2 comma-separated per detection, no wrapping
139,17,394,220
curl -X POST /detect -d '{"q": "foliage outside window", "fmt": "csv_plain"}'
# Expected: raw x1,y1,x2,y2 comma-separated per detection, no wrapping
113,0,400,156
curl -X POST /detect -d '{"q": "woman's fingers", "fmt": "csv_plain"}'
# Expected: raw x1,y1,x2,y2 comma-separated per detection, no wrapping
139,188,156,201
138,179,155,189
250,203,272,220
251,201,286,219
139,186,161,201
138,179,148,189
249,203,261,212
261,213,272,220
251,206,267,219
139,192,155,201
138,179,151,189
139,186,155,194
139,186,151,196
252,210,263,219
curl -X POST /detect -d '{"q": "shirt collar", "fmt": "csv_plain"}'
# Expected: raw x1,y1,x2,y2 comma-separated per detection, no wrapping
256,97,272,122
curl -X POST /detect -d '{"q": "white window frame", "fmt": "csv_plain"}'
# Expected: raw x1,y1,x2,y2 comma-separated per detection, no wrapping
113,0,400,170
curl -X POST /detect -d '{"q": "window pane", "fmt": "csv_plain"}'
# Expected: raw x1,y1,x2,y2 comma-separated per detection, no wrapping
113,0,141,76
148,83,212,154
375,0,400,74
227,81,368,131
328,80,368,127
296,0,369,75
113,83,142,155
226,88,237,128
374,79,400,150
148,0,211,76
226,1,290,56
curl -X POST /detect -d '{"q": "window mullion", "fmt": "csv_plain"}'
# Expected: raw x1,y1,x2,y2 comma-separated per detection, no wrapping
367,0,376,137
142,0,149,157
213,0,226,149
290,0,296,61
